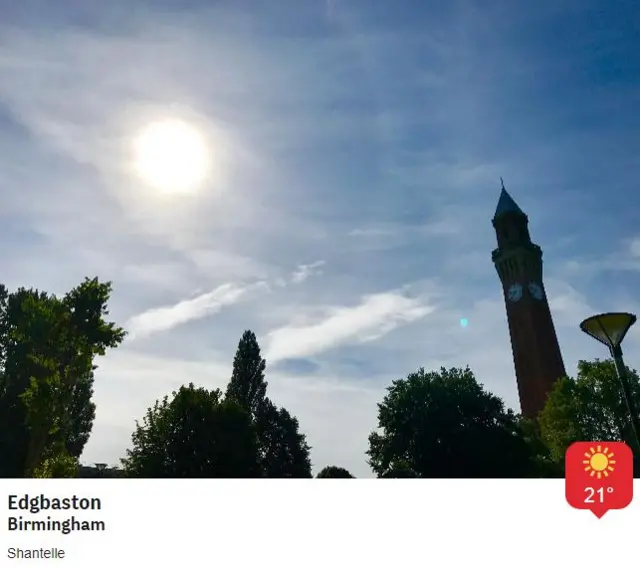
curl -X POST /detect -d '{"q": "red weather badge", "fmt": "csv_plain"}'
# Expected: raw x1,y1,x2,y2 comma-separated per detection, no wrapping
565,441,634,518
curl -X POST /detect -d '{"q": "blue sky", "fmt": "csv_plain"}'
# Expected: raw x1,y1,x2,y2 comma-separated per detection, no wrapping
1,0,639,476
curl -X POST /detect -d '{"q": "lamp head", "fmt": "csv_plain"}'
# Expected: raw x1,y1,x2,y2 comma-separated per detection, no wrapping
579,312,637,349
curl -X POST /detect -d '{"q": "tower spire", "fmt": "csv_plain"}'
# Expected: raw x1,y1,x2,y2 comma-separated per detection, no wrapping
493,181,525,220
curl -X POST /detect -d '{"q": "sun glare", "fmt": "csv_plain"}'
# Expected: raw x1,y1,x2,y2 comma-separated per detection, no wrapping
583,445,616,479
133,119,209,194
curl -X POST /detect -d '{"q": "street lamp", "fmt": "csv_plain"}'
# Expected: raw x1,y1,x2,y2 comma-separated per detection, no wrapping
579,312,640,450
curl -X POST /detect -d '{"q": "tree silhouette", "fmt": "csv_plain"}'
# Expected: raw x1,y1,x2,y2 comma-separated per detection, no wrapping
64,371,97,458
225,330,267,418
368,367,535,478
223,331,312,477
256,398,312,477
317,466,354,478
540,359,640,461
122,384,261,477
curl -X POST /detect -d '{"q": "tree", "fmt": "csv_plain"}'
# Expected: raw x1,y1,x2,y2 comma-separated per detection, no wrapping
378,462,418,478
367,367,535,478
32,453,79,478
64,371,97,458
0,278,125,477
256,398,312,477
122,383,261,477
225,330,267,418
224,330,312,477
539,359,640,463
317,466,354,478
518,417,563,478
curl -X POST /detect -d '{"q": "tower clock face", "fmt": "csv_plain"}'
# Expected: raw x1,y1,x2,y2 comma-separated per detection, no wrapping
507,283,523,302
528,282,544,300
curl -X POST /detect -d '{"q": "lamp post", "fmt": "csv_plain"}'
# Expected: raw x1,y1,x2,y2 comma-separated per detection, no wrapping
579,312,640,451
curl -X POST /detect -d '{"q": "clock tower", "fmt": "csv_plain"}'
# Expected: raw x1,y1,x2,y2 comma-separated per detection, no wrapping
491,181,566,419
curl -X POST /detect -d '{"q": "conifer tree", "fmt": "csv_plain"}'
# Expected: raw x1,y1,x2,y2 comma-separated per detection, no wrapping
225,330,268,418
225,330,312,477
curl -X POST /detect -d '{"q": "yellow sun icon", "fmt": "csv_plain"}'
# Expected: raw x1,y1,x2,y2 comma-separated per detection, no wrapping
583,445,616,479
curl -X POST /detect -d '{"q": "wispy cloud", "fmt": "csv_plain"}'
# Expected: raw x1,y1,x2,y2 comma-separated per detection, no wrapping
349,216,464,242
265,290,435,362
554,237,640,278
126,281,267,339
545,279,595,328
348,227,396,238
291,260,325,284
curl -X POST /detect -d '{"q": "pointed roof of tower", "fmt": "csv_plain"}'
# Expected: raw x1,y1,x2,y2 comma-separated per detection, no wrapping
493,178,525,219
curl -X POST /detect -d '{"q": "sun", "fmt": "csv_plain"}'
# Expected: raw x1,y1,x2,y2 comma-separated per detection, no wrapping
583,445,616,479
132,119,210,194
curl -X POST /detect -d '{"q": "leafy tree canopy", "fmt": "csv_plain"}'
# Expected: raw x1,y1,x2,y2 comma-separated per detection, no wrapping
378,460,418,478
122,383,261,477
367,366,535,478
317,466,354,478
518,418,563,478
256,398,312,478
539,359,640,462
0,278,125,477
32,450,79,479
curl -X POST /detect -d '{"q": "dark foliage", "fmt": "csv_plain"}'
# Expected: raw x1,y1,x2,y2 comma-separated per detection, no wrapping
225,330,312,477
317,466,354,478
540,359,640,475
368,367,536,478
225,330,268,418
256,398,312,478
122,384,261,477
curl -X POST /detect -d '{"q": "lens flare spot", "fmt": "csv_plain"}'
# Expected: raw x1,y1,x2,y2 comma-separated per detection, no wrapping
460,318,469,328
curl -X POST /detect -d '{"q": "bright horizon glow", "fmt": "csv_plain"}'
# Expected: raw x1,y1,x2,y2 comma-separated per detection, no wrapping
133,119,210,194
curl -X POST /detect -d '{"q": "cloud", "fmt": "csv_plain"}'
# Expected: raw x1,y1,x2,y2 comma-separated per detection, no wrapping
265,290,435,362
553,237,640,278
126,281,267,339
348,227,396,238
348,219,460,240
291,260,325,284
545,279,596,328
